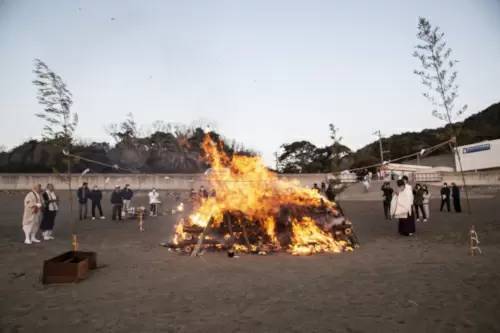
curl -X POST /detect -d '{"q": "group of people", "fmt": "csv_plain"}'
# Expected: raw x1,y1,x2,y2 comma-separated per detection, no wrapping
78,182,163,220
439,182,462,213
312,182,337,202
21,183,166,244
22,184,59,244
383,178,462,236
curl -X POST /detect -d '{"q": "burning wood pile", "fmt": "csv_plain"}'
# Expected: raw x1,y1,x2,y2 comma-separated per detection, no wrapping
166,135,359,256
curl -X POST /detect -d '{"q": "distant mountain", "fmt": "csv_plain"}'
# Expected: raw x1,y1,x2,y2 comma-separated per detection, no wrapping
350,102,500,168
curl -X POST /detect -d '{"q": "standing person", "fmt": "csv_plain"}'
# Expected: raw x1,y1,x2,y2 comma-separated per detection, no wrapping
362,174,371,192
320,182,326,194
422,185,431,220
77,182,90,220
451,183,462,213
90,185,105,220
325,182,336,202
41,184,58,240
440,183,451,212
121,184,134,217
381,182,393,220
199,186,209,199
111,186,123,221
391,179,416,236
312,183,320,193
148,188,161,217
22,184,43,244
413,183,427,222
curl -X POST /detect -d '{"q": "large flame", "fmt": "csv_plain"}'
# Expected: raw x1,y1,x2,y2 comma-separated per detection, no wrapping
172,135,353,255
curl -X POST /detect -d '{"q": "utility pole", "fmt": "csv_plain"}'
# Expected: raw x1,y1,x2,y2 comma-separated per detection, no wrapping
373,130,384,164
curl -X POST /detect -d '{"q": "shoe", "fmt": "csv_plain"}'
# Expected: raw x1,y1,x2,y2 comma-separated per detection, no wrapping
43,233,50,240
92,217,96,220
100,216,106,220
31,237,41,243
24,239,32,245
423,219,428,222
409,233,414,236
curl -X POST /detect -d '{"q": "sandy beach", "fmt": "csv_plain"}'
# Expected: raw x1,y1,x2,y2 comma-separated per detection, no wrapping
1,190,499,332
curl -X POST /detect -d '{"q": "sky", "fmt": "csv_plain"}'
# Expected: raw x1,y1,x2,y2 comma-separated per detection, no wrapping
0,0,499,166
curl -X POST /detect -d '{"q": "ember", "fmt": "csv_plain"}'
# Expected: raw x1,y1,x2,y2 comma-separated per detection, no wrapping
167,135,359,256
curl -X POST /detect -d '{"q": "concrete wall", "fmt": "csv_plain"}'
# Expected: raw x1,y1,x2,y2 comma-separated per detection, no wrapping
442,171,500,186
1,171,498,191
0,173,328,191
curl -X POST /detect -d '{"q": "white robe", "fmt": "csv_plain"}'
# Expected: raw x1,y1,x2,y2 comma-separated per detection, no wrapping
390,186,413,219
22,191,42,234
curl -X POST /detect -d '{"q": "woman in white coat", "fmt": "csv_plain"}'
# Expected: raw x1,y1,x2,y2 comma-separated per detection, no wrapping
148,188,161,217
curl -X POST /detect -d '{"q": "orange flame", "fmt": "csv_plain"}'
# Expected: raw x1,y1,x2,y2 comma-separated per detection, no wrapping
172,135,352,255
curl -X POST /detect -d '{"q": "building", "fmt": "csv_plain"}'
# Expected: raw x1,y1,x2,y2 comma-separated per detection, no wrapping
455,139,500,171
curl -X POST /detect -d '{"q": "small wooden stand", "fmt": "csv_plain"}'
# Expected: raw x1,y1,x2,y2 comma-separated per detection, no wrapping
469,225,482,256
138,208,145,232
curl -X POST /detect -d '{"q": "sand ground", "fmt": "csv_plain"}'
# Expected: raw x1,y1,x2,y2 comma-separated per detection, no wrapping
1,190,499,333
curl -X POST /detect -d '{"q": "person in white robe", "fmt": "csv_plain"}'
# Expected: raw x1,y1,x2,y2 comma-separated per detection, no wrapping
22,184,43,244
390,179,416,236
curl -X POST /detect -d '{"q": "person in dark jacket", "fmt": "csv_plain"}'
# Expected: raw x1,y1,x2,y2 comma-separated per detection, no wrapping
77,182,90,220
325,183,336,202
451,183,462,213
440,183,451,212
111,186,123,221
381,182,393,220
413,183,427,222
90,185,105,220
121,184,134,217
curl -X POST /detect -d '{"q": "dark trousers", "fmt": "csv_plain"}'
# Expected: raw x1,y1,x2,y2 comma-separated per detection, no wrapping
41,210,57,230
414,204,427,219
453,198,462,213
92,201,103,217
79,202,88,220
150,203,158,216
112,204,122,220
440,199,450,212
383,201,391,219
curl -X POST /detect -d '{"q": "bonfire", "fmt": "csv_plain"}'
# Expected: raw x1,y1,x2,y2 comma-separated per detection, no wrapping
167,135,359,256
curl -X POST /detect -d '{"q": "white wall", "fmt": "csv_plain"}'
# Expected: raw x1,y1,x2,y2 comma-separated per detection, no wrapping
455,139,500,171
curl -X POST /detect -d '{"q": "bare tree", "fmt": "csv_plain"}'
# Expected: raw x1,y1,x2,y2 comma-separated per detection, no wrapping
328,123,350,172
33,59,77,147
413,17,467,128
413,17,470,213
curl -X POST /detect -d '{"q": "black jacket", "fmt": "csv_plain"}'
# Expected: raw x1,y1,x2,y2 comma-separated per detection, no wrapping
110,190,123,205
440,187,450,199
121,188,134,200
90,189,102,202
381,186,393,203
77,187,89,204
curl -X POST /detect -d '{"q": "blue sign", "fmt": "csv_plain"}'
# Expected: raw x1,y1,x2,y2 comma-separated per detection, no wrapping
463,143,491,154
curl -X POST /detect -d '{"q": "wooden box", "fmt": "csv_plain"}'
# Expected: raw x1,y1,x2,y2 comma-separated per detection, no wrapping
42,251,97,284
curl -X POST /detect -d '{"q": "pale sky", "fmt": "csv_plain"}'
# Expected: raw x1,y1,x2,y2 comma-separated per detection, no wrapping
1,0,499,166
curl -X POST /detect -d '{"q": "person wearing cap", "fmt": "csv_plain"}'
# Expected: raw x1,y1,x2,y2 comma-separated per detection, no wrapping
111,185,123,221
121,184,134,217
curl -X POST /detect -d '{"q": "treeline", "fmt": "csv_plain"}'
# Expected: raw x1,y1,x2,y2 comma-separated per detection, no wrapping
276,102,500,173
0,116,253,173
1,102,498,174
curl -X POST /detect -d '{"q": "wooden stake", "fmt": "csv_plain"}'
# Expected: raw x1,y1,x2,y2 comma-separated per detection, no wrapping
469,225,482,256
241,220,252,253
190,218,213,257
